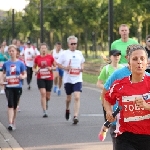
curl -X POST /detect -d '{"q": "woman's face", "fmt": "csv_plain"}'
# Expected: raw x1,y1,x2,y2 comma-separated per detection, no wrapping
129,50,148,74
8,47,17,58
40,45,47,54
110,54,121,63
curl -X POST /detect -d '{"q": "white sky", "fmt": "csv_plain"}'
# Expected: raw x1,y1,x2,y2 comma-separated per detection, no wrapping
0,0,29,11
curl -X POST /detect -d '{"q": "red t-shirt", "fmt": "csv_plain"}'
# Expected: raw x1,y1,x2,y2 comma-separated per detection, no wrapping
105,75,150,135
34,55,54,80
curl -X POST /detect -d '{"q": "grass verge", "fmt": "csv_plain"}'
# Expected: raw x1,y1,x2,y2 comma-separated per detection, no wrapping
83,73,98,84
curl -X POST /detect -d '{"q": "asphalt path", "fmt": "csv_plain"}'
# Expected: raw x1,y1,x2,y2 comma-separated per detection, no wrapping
0,76,113,150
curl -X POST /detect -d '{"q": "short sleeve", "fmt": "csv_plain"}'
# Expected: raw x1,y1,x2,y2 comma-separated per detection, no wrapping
111,42,115,50
80,52,85,63
20,49,24,56
57,52,65,64
98,66,107,82
2,63,6,71
105,80,120,105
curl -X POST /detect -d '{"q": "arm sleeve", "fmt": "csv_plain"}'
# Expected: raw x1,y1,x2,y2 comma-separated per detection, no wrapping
2,63,6,71
35,49,40,55
105,81,120,105
98,66,107,82
111,42,115,50
20,62,26,73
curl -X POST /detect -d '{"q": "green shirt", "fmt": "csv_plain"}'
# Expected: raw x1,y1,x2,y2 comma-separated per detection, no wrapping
0,52,8,71
111,38,138,64
98,64,123,84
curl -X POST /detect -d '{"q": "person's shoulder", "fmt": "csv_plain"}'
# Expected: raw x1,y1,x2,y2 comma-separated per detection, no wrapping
128,38,138,43
111,39,122,45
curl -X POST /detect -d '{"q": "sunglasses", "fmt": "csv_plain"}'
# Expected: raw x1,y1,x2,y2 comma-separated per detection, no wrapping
147,40,150,42
70,43,77,45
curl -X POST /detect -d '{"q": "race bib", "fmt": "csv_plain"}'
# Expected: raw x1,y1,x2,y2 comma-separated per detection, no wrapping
122,95,150,122
40,68,51,79
69,68,80,76
6,75,20,87
26,57,33,61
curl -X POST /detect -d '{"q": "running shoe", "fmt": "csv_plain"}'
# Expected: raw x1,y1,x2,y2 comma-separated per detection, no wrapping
65,110,70,120
0,90,5,94
8,124,13,131
12,124,16,131
57,89,61,96
43,113,48,118
17,106,21,112
28,85,31,90
53,86,57,93
73,116,79,124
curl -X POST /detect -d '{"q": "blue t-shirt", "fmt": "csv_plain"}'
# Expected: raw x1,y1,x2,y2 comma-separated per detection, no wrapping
2,60,26,88
104,66,150,125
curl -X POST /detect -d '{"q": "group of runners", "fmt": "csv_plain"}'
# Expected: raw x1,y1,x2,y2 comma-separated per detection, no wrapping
0,35,85,131
1,24,150,150
97,24,150,150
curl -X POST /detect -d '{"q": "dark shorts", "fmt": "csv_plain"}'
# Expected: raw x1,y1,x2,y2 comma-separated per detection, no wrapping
56,67,64,77
64,82,82,95
6,88,22,109
116,132,150,150
37,79,53,92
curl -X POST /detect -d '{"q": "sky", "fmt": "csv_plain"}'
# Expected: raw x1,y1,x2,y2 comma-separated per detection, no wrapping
0,0,29,11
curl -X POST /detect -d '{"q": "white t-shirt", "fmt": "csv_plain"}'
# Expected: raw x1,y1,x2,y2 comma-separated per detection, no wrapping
20,47,40,67
52,49,63,62
57,49,85,84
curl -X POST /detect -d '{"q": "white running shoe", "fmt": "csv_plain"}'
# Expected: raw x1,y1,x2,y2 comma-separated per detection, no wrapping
0,90,5,94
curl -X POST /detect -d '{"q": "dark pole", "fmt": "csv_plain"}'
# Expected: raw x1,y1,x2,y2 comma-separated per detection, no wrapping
108,0,113,52
40,0,44,43
12,9,15,39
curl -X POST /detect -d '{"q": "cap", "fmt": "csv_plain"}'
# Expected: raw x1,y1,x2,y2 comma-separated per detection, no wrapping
110,50,121,56
27,40,31,44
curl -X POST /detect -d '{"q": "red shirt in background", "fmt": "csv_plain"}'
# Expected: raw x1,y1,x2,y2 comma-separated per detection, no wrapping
34,55,54,80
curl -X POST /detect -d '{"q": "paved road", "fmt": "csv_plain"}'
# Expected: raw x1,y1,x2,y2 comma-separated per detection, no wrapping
0,77,112,150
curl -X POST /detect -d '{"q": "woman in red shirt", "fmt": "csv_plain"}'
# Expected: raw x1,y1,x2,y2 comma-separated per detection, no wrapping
33,43,56,118
105,44,150,150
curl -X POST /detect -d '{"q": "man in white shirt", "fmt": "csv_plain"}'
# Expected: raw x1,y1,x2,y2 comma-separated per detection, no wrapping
57,35,85,124
21,41,40,89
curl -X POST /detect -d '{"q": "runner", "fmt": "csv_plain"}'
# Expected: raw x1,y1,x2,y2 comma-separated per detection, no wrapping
33,43,56,118
57,35,85,124
52,42,64,96
104,44,150,150
2,45,26,131
102,45,150,150
97,50,123,122
111,24,138,65
20,40,40,90
0,44,9,94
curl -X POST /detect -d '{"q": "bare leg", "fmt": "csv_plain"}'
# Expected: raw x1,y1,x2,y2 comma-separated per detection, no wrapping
73,92,80,117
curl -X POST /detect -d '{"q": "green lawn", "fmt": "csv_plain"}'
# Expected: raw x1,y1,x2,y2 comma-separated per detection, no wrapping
83,73,98,84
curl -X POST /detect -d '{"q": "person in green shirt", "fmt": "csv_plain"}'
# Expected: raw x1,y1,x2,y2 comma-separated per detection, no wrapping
0,45,9,94
111,24,138,64
97,50,123,121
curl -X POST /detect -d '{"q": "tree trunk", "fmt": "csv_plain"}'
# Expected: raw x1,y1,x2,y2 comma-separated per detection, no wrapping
84,29,88,58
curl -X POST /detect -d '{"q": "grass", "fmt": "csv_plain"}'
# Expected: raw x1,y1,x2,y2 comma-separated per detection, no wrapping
83,73,98,84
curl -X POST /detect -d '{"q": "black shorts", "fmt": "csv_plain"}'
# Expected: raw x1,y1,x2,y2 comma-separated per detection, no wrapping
116,132,150,150
37,79,53,92
6,88,22,109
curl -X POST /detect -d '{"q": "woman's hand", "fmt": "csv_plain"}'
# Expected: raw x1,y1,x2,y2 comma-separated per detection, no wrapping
106,110,116,122
135,97,150,110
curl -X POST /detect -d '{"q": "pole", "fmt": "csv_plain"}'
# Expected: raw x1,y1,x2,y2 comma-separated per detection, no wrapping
40,0,44,43
12,9,15,39
108,0,113,52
